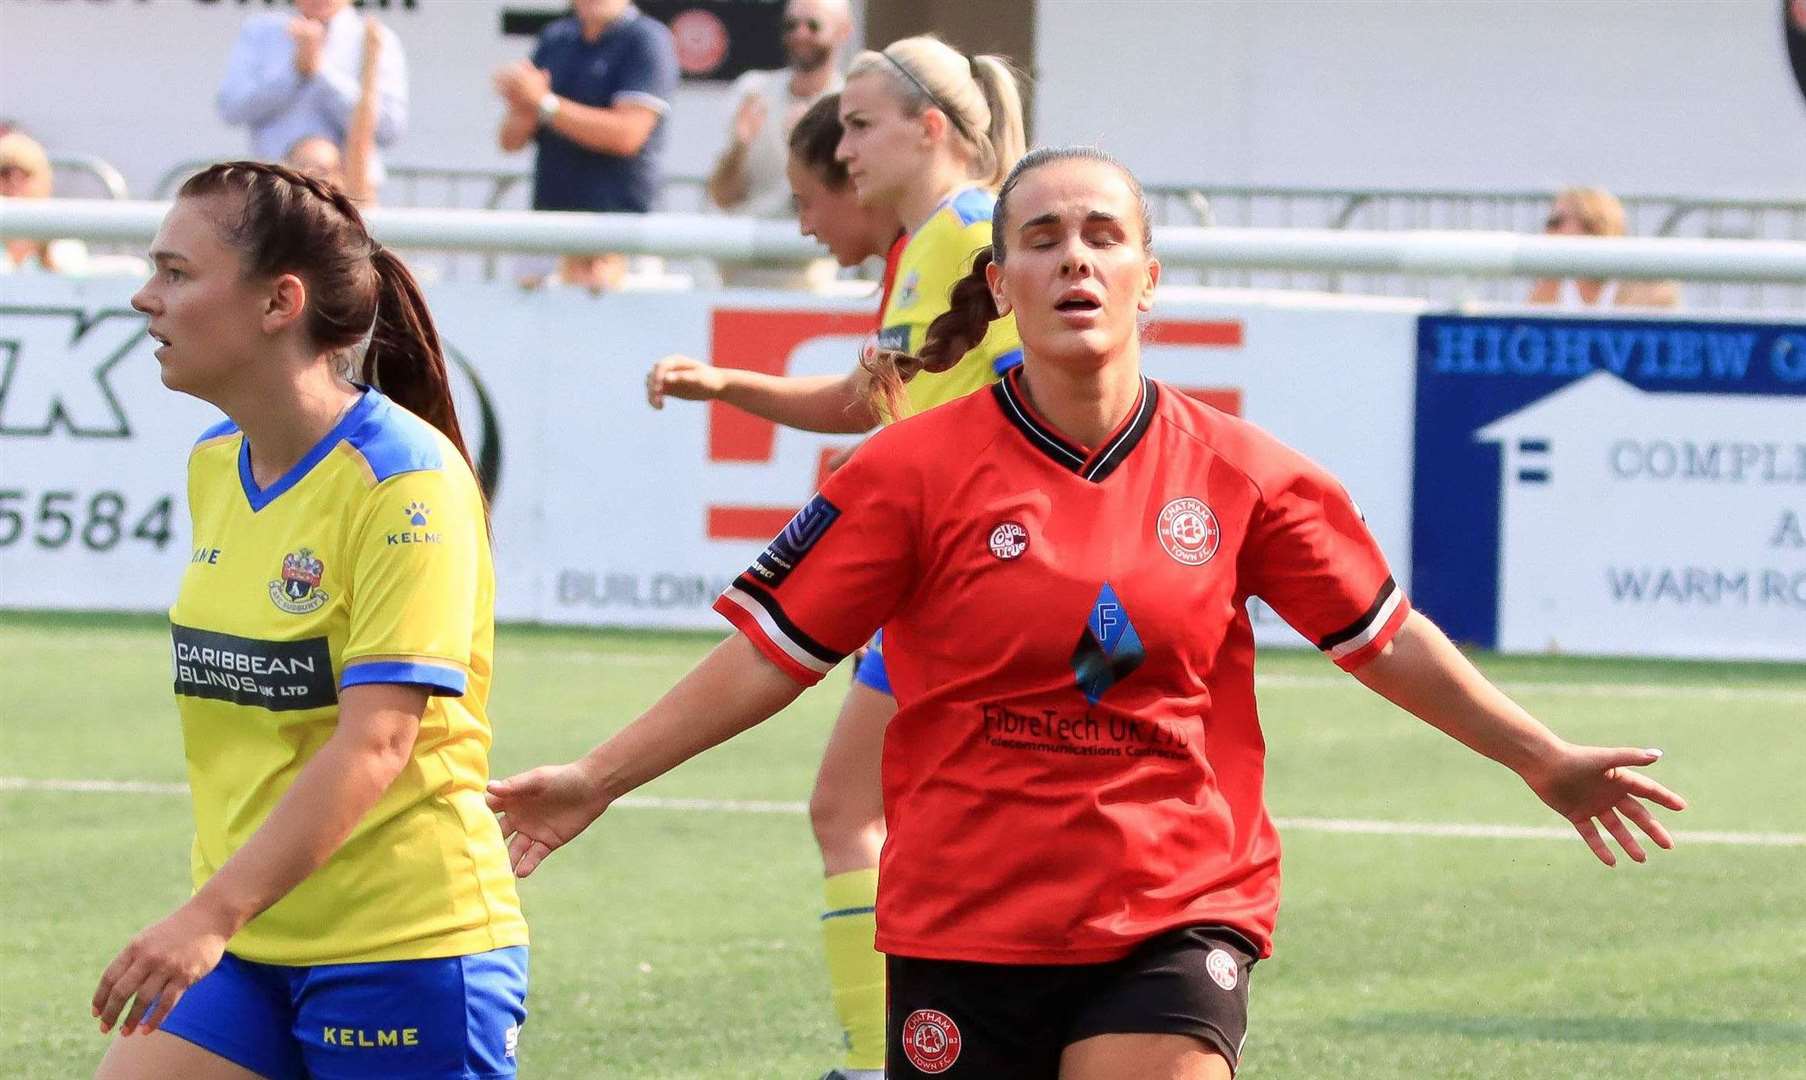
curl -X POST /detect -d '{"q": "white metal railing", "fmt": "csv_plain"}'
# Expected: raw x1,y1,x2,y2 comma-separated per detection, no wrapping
6,198,1806,283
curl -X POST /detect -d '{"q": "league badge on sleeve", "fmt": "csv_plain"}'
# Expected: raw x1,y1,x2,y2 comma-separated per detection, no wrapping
269,548,330,614
749,493,840,587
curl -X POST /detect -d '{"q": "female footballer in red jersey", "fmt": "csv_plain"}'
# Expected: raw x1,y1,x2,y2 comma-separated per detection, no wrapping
490,148,1686,1080
644,42,1027,1078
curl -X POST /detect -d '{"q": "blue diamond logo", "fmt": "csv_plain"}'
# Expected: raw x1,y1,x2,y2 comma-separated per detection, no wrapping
1071,582,1145,704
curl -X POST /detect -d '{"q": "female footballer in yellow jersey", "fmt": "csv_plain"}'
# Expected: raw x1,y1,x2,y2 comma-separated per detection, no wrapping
642,37,1025,1078
93,161,527,1080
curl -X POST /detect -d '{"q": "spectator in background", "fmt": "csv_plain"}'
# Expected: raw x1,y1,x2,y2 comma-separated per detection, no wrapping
284,16,387,206
1528,186,1679,309
0,130,89,273
495,0,679,290
707,0,850,217
216,0,407,191
707,0,852,288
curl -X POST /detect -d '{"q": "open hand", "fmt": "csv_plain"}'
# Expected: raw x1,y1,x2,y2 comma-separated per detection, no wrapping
731,94,768,148
646,354,727,408
92,900,232,1037
1521,744,1686,866
486,762,609,877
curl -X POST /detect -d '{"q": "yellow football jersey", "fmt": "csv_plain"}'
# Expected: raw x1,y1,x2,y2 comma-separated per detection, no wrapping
171,389,526,966
875,186,1023,417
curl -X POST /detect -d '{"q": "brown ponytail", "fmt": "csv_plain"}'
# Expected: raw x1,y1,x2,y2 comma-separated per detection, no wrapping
861,248,999,421
177,161,476,477
365,247,470,465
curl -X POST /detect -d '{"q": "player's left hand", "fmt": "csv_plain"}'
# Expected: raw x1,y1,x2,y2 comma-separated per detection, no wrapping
91,899,232,1037
1520,743,1687,867
487,762,609,878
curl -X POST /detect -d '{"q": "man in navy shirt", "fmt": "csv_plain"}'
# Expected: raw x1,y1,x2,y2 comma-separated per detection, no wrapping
495,0,678,288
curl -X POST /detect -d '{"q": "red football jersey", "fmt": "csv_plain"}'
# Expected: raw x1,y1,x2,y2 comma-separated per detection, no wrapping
715,367,1409,964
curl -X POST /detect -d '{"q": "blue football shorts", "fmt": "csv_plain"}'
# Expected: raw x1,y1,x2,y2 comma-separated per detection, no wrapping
159,945,528,1080
853,629,892,695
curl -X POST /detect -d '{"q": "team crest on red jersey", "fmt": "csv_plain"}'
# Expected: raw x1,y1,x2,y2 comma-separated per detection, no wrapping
988,521,1028,560
1156,497,1220,566
269,548,329,614
901,1008,962,1073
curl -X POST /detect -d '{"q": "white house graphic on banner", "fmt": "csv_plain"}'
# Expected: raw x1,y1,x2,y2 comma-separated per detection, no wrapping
1476,372,1806,660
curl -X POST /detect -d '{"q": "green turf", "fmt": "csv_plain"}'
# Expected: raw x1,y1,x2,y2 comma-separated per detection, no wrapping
2,614,1801,1078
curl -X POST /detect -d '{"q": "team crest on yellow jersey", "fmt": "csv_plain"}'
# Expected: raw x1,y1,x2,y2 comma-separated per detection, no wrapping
270,548,330,614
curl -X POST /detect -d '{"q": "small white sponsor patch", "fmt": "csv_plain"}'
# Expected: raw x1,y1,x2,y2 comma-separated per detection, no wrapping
1206,948,1239,991
988,521,1028,560
504,1023,519,1059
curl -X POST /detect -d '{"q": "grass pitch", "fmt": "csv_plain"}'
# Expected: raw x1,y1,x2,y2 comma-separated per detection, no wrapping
1,612,1802,1078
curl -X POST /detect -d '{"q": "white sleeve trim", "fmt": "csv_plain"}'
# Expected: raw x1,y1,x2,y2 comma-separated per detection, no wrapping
1324,587,1404,662
613,91,670,114
720,585,836,675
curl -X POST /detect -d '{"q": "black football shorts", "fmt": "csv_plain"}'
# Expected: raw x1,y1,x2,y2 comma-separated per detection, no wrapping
886,924,1257,1078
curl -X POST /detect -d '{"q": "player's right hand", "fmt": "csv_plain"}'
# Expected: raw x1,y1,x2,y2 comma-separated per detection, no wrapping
486,763,609,878
646,354,726,409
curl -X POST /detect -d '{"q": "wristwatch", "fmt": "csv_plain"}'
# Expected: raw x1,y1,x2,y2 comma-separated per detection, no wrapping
537,92,561,125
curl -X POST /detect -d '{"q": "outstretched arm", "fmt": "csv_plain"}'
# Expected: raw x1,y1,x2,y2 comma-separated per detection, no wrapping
646,355,881,434
1352,610,1686,866
486,632,804,877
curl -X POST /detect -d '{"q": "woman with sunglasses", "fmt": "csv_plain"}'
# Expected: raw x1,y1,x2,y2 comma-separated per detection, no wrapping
1527,186,1679,309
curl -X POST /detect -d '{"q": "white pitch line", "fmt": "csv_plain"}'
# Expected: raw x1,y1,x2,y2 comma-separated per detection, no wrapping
507,652,1806,704
3,777,1799,847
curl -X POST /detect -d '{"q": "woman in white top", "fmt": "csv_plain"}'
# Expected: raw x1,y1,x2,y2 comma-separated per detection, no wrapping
1526,186,1679,310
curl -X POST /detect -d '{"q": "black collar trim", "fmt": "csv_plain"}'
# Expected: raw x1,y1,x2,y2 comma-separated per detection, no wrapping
991,367,1159,482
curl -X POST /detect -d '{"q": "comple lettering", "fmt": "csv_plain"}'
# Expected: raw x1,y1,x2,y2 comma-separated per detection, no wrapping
384,530,443,546
322,1027,420,1048
1609,440,1806,484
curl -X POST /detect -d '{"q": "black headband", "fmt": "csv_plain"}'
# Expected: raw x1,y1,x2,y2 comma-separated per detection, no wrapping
884,51,972,140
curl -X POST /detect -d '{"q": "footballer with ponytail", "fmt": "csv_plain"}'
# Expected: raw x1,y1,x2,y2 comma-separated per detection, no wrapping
99,164,527,1079
490,145,1685,1079
172,161,475,473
